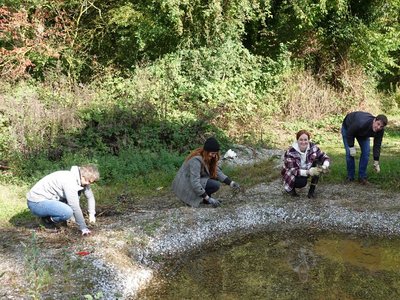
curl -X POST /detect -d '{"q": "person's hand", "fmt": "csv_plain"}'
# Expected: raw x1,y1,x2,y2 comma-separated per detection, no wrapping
89,214,96,223
321,165,329,174
230,181,241,191
349,147,356,157
373,160,380,173
207,197,221,208
308,167,321,176
81,228,91,236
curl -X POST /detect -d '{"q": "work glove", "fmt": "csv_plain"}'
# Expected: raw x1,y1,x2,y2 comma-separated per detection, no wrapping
308,167,321,177
230,181,241,191
373,160,380,173
89,213,96,223
81,228,91,236
349,147,356,157
207,197,221,208
321,164,329,174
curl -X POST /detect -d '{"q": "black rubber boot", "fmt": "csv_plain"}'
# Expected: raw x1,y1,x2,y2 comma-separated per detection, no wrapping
307,176,319,199
287,189,299,197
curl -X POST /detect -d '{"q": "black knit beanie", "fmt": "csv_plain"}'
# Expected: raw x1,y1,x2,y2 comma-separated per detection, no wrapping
203,137,220,152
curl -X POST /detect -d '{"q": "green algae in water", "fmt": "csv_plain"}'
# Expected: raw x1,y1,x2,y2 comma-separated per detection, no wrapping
139,231,400,299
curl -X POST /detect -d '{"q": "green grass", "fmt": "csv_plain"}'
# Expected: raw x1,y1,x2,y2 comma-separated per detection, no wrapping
0,183,35,227
223,158,282,187
92,170,177,208
2,114,400,227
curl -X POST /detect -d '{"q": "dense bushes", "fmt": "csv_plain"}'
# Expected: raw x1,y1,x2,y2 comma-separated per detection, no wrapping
1,41,285,164
0,40,384,182
1,1,399,86
1,0,399,184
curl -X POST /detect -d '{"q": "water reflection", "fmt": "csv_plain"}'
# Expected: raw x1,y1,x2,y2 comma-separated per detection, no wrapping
139,231,400,299
288,247,315,283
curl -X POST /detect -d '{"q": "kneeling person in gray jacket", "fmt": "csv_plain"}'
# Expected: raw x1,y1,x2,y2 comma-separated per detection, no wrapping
27,164,99,235
172,137,240,208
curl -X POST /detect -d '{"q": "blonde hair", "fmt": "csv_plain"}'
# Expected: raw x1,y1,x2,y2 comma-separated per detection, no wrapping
80,164,100,182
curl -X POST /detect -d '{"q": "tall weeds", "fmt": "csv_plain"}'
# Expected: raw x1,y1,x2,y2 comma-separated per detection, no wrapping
22,232,51,299
281,68,380,121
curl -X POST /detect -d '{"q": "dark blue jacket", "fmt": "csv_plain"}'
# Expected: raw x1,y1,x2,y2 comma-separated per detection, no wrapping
342,111,384,161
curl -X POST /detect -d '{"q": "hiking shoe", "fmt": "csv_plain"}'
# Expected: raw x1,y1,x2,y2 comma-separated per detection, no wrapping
286,189,299,197
40,216,57,229
358,178,370,185
344,177,355,184
307,191,315,199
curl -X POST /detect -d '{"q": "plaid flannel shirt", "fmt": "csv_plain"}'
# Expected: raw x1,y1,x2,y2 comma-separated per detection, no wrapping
281,142,329,192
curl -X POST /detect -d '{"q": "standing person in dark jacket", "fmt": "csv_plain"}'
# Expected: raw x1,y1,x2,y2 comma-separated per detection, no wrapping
172,137,240,207
341,111,388,184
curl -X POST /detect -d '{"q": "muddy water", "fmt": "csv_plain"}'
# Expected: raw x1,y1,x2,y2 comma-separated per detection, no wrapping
139,231,400,299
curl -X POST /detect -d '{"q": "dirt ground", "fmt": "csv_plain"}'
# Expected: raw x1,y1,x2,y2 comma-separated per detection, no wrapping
1,149,400,299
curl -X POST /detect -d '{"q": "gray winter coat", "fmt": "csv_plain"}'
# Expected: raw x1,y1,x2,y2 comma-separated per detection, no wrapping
172,155,228,207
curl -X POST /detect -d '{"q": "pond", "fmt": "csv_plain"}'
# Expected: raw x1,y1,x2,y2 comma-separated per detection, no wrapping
139,230,400,299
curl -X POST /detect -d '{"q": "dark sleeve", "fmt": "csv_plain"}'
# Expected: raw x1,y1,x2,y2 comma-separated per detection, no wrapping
223,177,232,185
346,123,359,148
373,130,384,161
345,112,373,147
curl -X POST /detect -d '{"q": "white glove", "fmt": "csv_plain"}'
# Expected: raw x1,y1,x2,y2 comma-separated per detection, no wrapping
321,164,329,174
89,214,96,223
81,228,91,236
373,160,380,173
349,147,356,157
308,167,321,176
230,181,240,191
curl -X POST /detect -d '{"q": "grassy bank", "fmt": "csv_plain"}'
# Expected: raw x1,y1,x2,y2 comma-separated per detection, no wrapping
1,114,400,228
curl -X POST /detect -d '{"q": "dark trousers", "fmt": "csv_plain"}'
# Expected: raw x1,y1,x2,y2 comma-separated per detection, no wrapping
205,179,220,196
294,176,308,188
295,157,321,191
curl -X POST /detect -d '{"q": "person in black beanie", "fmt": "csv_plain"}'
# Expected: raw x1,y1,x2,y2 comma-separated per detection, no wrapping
172,137,240,207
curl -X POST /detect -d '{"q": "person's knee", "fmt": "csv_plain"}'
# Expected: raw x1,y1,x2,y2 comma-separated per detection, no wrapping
206,179,220,194
62,207,73,220
294,177,307,188
210,182,220,193
296,182,307,189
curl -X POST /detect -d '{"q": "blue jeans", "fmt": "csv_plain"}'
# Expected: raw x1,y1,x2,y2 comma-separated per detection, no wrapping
205,179,220,196
27,200,73,223
341,126,370,179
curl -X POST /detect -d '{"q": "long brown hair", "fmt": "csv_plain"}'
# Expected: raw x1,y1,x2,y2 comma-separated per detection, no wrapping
185,147,220,178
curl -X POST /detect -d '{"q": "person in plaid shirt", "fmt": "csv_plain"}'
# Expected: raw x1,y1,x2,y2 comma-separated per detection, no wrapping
281,130,330,198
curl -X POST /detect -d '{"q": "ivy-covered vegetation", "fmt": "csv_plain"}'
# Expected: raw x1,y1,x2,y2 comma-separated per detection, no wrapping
0,0,399,186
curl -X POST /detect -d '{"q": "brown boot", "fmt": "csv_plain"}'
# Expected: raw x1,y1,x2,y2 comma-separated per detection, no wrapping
358,178,370,185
